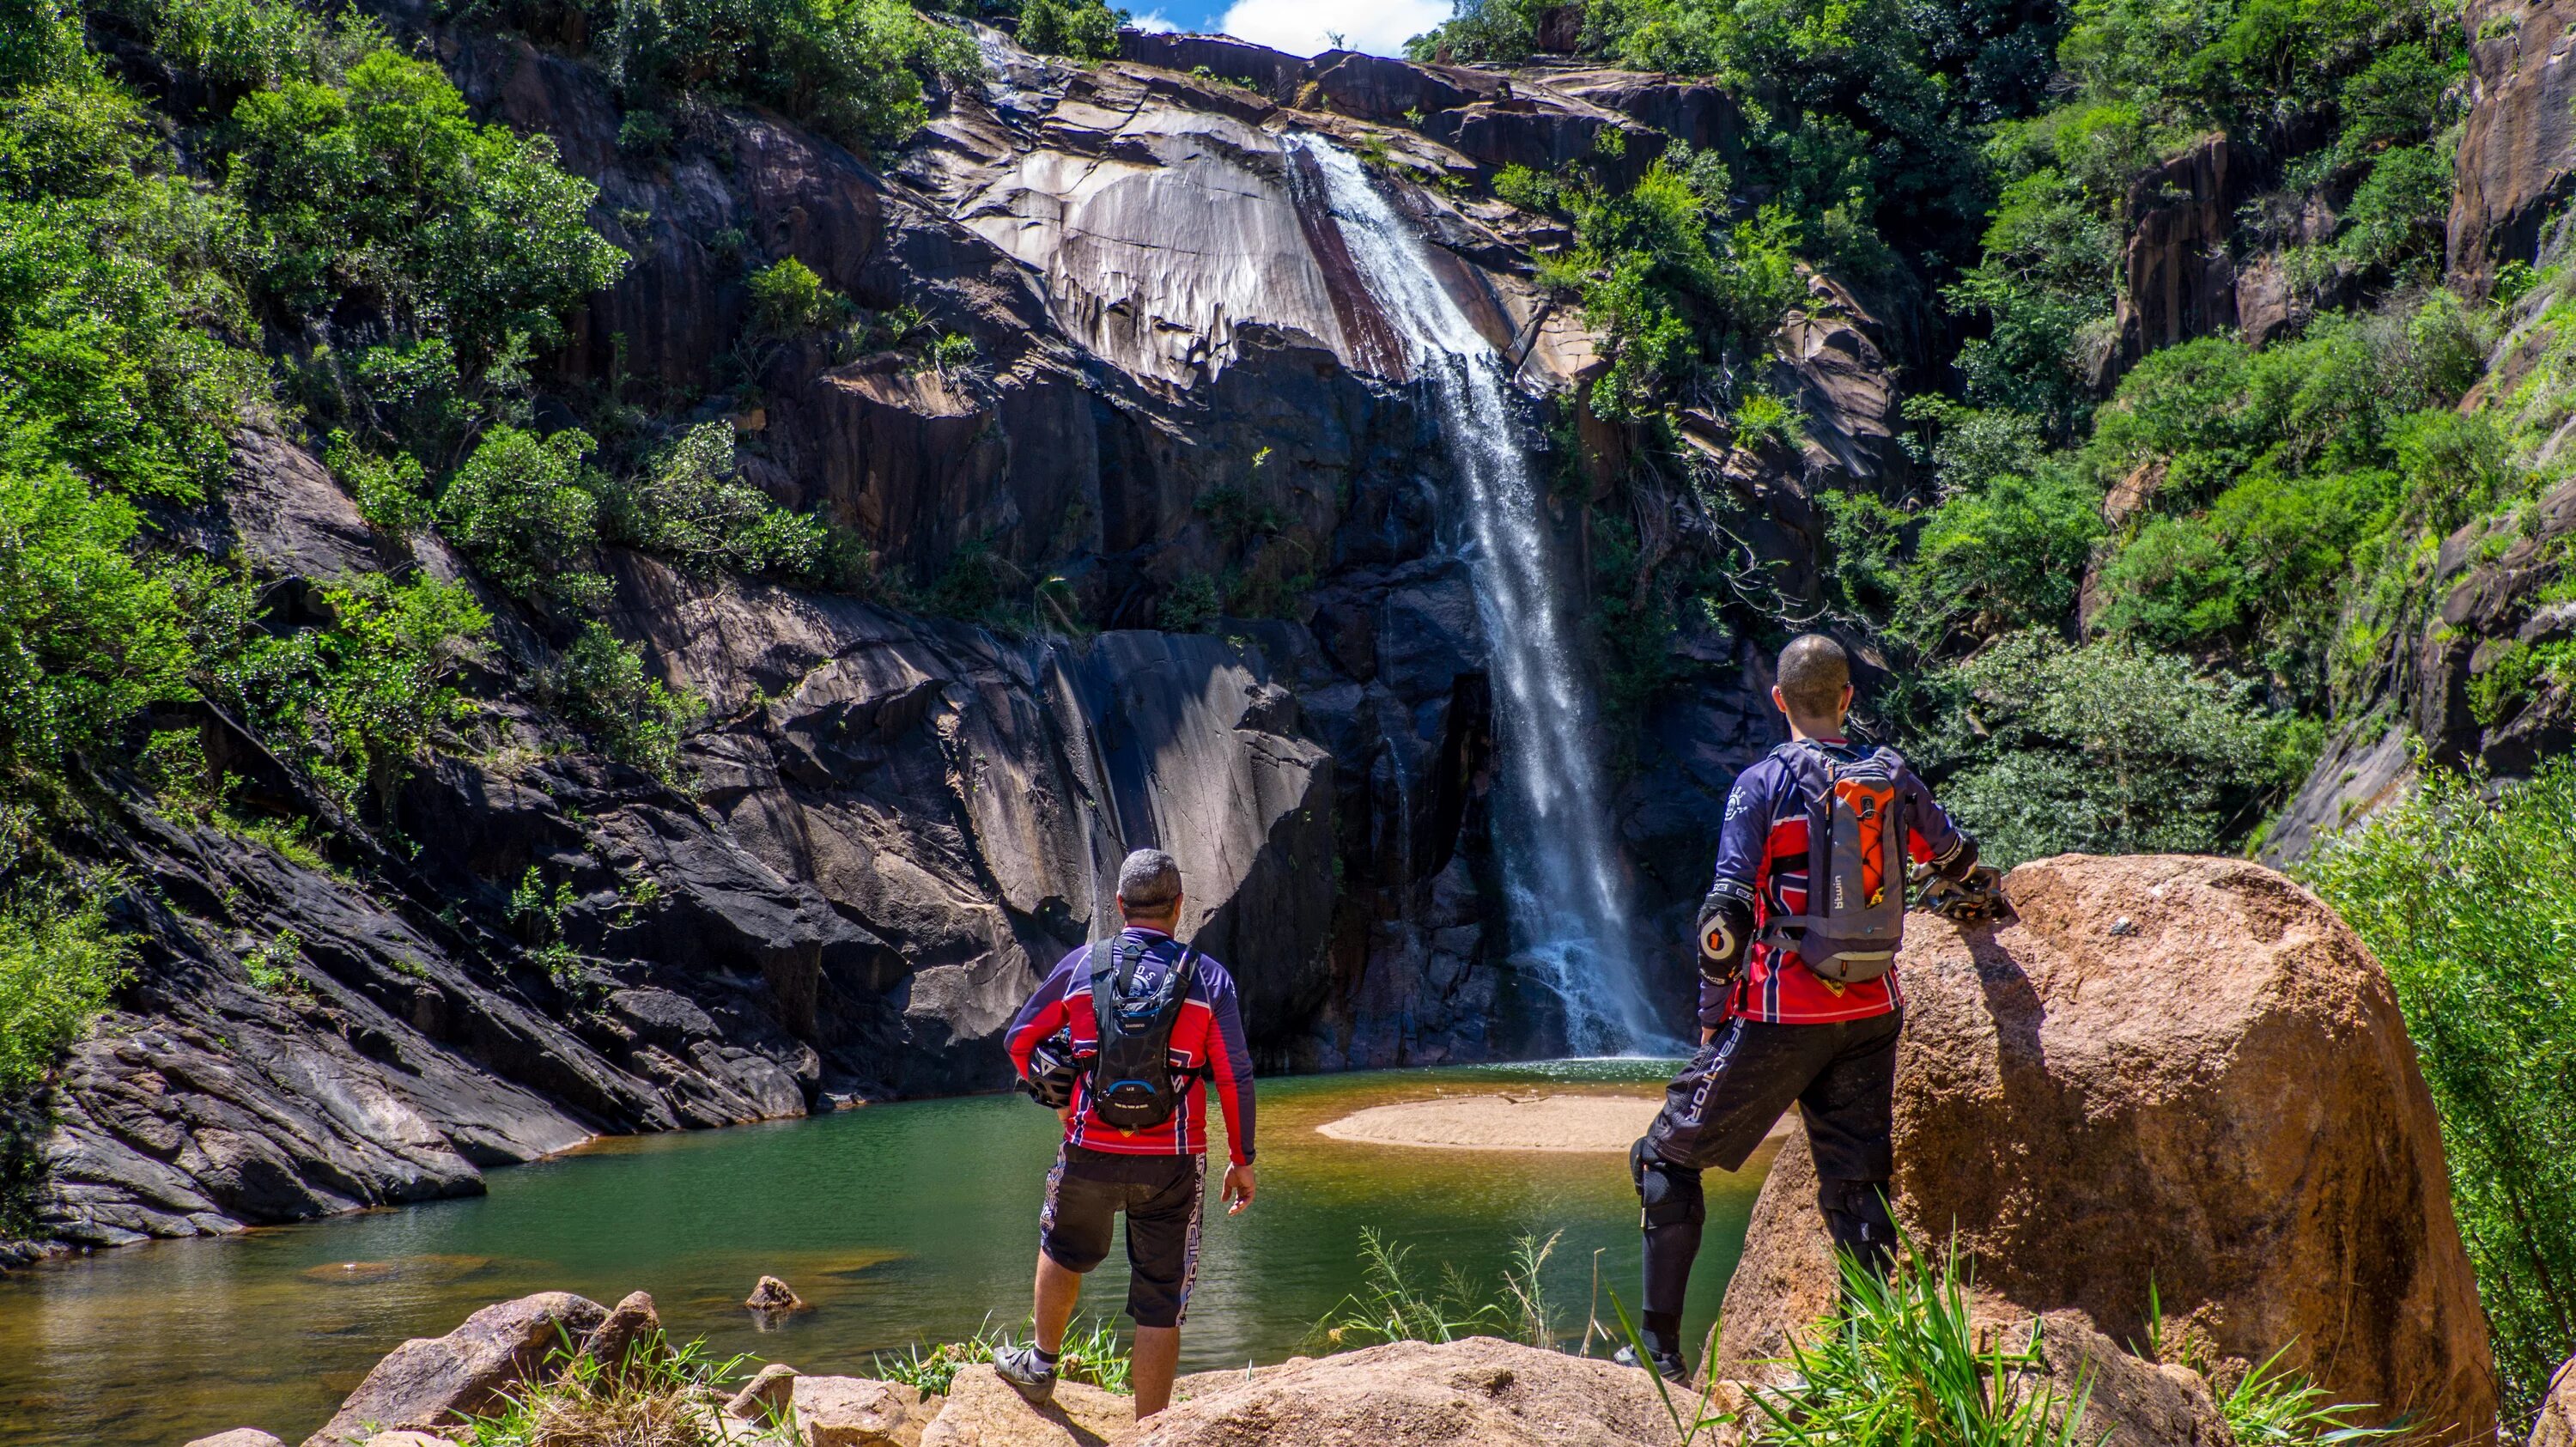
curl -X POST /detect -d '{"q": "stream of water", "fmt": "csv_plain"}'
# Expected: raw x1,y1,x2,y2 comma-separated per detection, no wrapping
1293,137,1662,1054
0,1063,1770,1447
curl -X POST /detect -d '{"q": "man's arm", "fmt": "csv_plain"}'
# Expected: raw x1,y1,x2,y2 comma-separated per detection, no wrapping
1201,966,1256,1167
1004,950,1078,1079
1898,761,1980,879
1696,763,1772,1028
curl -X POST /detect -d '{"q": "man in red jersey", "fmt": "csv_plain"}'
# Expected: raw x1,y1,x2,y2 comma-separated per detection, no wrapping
1620,635,1993,1383
993,848,1257,1420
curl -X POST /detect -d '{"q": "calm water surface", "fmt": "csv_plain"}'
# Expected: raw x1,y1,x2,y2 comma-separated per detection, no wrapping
0,1061,1774,1446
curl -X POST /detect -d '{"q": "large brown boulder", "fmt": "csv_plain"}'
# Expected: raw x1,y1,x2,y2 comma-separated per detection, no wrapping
301,1292,607,1446
2032,1310,2236,1447
791,1376,936,1447
2536,1358,2576,1447
1130,1337,1674,1446
1716,855,2494,1444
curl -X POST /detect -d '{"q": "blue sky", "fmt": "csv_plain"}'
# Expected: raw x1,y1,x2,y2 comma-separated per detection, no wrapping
1128,0,1452,58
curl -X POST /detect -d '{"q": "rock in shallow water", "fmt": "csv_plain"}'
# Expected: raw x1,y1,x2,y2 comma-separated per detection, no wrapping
744,1274,807,1312
1715,854,2495,1444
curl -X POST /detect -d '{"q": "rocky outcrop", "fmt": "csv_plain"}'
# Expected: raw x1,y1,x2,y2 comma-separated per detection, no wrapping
183,1433,287,1447
1717,854,2496,1444
302,1291,607,1446
793,1376,937,1446
2536,1358,2576,1447
919,1366,1129,1447
2110,137,2237,377
2416,475,2576,775
2449,0,2576,293
2032,1310,2238,1447
1130,1337,1674,1446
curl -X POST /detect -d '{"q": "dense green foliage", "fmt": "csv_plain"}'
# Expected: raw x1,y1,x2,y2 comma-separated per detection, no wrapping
0,891,135,1098
507,0,975,151
2303,761,2576,1421
1016,0,1123,59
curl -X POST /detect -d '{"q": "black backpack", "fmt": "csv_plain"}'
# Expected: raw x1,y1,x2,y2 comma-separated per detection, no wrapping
1085,937,1200,1133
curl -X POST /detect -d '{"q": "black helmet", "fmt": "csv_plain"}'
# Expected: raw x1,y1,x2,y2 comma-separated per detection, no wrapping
1020,1030,1084,1110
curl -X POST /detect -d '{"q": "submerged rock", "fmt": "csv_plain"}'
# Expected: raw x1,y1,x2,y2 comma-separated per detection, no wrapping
1716,854,2495,1444
1130,1336,1671,1446
303,1292,606,1446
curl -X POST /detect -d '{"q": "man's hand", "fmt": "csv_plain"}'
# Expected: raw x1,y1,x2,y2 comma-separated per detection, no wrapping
1221,1162,1256,1214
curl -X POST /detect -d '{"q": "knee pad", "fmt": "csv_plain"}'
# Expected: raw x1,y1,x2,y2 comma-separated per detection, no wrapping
1633,1139,1705,1231
1816,1176,1896,1273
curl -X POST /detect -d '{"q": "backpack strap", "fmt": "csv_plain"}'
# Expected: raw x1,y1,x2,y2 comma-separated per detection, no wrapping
1087,937,1120,1047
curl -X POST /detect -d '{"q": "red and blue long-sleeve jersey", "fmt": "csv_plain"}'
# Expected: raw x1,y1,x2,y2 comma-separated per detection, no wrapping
1700,738,1969,1027
1005,927,1257,1166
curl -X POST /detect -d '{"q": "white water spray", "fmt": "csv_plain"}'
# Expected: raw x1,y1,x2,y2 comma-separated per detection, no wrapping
1291,136,1661,1053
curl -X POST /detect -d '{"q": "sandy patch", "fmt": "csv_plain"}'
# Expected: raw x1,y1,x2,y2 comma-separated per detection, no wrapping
1316,1092,1665,1152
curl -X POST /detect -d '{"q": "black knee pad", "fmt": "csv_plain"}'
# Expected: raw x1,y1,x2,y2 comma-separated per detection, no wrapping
1816,1176,1896,1274
1632,1139,1705,1231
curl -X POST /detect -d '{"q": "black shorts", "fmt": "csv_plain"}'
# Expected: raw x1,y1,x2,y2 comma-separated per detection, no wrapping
1643,1009,1902,1181
1037,1145,1206,1328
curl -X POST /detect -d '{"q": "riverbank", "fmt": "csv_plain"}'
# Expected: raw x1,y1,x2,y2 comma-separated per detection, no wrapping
1316,1091,1667,1151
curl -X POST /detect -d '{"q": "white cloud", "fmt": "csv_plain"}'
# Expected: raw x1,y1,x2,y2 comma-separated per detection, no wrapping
1213,0,1449,57
1128,9,1179,31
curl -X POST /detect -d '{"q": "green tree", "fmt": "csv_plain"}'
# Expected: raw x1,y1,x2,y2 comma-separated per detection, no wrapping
1940,632,2273,863
438,426,607,608
2302,761,2576,1424
597,422,827,577
0,430,191,771
1018,0,1124,59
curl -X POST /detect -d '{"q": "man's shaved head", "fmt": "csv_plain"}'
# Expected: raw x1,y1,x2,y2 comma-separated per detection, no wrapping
1777,634,1852,720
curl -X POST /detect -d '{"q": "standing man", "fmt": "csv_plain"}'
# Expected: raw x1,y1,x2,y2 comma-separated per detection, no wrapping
993,848,1258,1420
1622,634,1995,1382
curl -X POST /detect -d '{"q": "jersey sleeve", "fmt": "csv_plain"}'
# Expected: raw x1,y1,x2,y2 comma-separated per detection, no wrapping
1897,759,1966,866
1201,965,1258,1165
1005,949,1079,1079
1710,759,1775,897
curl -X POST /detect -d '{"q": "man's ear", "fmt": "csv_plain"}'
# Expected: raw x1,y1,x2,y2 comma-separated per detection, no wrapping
1840,683,1856,713
1771,684,1789,716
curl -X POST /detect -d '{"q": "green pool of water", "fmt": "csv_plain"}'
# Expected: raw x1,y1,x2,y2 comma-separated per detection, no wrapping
0,1061,1775,1446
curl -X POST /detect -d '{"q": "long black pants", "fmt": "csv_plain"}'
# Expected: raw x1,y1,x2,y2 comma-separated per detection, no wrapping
1634,1010,1902,1350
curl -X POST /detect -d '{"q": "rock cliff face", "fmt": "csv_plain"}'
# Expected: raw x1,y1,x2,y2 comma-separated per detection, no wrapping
2450,0,2576,295
27,27,1905,1250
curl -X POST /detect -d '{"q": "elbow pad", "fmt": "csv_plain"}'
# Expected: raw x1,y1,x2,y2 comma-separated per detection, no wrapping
1695,886,1755,984
1930,833,1981,884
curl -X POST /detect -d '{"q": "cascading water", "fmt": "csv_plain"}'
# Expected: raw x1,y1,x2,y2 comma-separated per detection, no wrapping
1290,135,1663,1054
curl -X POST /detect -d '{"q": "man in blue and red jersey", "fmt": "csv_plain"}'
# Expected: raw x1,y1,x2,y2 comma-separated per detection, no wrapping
1621,634,1993,1383
992,848,1257,1420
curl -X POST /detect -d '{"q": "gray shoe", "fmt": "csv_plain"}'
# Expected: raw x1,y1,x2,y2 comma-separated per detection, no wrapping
1614,1341,1689,1385
993,1341,1058,1404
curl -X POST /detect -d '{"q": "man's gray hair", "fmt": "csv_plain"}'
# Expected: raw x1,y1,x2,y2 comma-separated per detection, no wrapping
1116,848,1182,911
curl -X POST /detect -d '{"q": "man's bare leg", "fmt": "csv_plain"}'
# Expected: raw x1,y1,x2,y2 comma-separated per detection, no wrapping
1032,1251,1083,1353
1132,1325,1180,1418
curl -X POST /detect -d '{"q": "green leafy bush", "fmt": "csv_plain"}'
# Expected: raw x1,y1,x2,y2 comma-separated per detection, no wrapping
1940,632,2273,864
1017,0,1124,59
745,257,841,337
0,433,191,770
593,0,976,152
227,49,626,461
439,426,608,608
1899,464,2105,648
544,623,702,780
598,422,826,577
0,890,136,1098
2302,761,2576,1424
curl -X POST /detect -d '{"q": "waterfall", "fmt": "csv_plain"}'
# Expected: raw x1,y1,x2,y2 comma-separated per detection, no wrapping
1289,136,1662,1055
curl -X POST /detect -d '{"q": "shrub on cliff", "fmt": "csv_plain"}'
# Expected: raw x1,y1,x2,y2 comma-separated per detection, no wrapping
440,426,610,609
598,423,828,579
2304,759,2576,1424
592,0,976,152
0,435,191,775
0,890,136,1100
1017,0,1123,61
